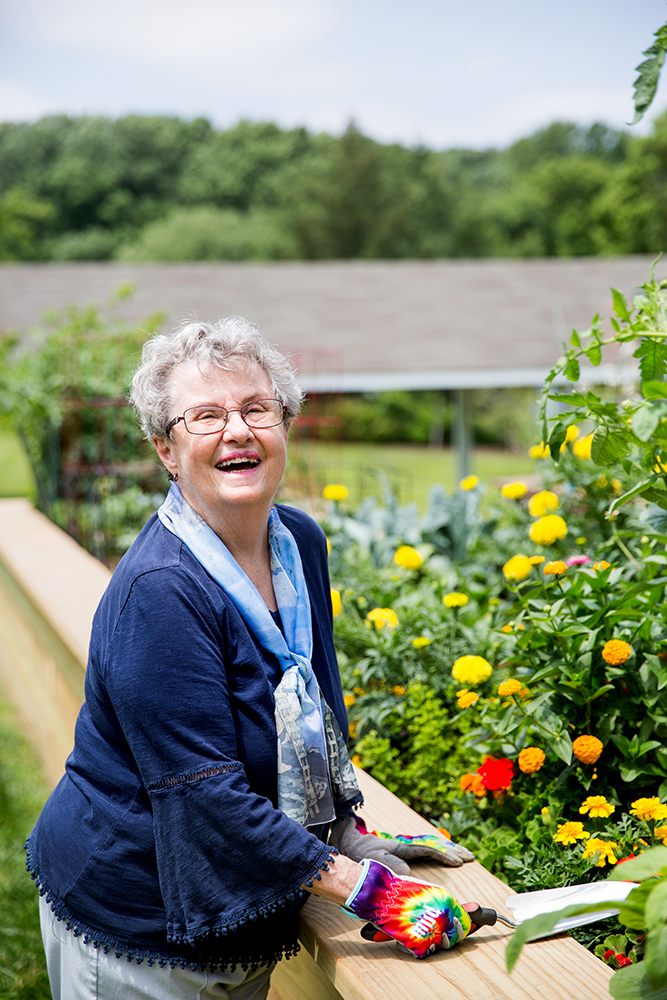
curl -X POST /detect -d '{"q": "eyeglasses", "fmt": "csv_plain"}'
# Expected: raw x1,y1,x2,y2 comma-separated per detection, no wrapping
165,399,287,436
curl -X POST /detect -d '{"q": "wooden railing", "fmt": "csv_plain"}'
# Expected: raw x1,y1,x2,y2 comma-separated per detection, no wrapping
0,498,612,999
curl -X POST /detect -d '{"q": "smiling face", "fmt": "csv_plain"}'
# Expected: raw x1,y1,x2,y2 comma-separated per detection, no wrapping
154,360,289,536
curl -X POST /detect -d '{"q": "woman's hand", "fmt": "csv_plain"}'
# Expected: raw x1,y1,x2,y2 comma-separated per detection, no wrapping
302,853,363,904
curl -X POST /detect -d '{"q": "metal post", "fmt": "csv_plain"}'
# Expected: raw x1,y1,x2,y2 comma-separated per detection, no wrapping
453,388,472,482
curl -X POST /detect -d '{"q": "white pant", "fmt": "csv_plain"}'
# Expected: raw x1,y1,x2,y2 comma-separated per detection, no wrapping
39,896,274,1000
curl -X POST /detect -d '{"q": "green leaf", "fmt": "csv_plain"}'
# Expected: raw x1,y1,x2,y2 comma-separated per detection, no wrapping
610,960,667,1000
564,357,580,382
635,338,667,382
549,391,588,406
586,343,602,366
612,287,632,323
610,846,667,881
643,381,667,400
552,729,573,765
631,24,667,125
608,477,666,515
592,426,630,465
633,400,667,441
646,924,667,990
570,329,581,348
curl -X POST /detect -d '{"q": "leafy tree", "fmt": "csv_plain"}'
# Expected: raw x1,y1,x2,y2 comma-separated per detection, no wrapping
0,185,52,259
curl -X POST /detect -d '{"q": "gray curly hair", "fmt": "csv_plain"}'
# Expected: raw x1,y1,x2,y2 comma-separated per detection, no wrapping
130,317,304,439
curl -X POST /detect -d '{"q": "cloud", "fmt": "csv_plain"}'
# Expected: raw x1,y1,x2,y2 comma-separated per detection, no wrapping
0,78,56,121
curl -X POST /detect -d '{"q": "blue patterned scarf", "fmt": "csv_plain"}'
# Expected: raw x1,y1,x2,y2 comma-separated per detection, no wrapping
158,485,359,827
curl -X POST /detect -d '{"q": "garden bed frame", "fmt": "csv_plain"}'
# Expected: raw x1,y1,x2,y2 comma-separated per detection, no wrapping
0,498,612,999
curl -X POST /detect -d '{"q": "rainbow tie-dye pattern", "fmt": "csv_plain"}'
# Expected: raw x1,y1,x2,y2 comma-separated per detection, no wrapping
344,859,472,959
373,829,457,854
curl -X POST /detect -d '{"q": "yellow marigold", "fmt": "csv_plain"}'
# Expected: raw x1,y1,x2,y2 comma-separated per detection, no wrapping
612,479,622,492
573,735,603,765
528,442,550,459
393,545,423,570
582,838,619,867
529,490,559,517
543,560,568,576
344,693,356,708
501,624,513,633
411,635,432,649
457,690,479,709
365,607,399,630
554,821,591,845
596,475,608,489
656,456,667,473
498,678,522,697
326,536,331,555
655,825,667,842
602,639,632,665
518,747,545,774
348,722,357,739
594,560,611,571
353,686,365,695
503,554,532,582
630,797,667,822
330,588,342,617
573,433,593,459
460,474,479,491
460,772,486,796
443,591,469,608
393,685,406,697
530,515,568,546
322,483,348,501
501,481,528,499
351,754,363,767
452,655,493,686
529,555,545,564
579,796,615,819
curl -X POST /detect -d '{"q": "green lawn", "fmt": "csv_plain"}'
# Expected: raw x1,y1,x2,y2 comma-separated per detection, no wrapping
283,440,537,509
0,691,50,999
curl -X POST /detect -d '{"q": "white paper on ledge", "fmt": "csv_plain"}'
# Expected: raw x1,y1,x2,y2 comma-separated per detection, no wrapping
505,880,639,939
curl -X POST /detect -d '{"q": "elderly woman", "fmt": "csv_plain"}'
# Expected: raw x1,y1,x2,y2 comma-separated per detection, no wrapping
28,318,473,1000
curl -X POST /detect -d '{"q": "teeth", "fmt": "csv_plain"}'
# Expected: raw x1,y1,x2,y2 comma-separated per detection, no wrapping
217,456,259,469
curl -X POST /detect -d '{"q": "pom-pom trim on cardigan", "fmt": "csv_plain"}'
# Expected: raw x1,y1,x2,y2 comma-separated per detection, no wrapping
27,838,339,970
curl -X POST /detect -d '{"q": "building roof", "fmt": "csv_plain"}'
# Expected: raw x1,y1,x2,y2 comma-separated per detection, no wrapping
1,257,661,391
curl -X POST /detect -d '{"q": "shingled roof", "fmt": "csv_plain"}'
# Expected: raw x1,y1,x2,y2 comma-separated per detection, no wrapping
1,257,660,391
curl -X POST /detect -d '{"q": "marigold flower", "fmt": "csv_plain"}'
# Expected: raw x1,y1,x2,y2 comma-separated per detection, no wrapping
459,772,486,796
579,796,615,819
554,821,590,845
529,555,545,565
393,685,406,697
518,747,545,774
501,481,528,499
654,825,667,842
528,442,550,459
582,838,619,867
348,722,357,739
322,483,348,501
503,554,532,582
330,588,342,617
530,515,568,545
478,757,514,791
351,754,363,767
457,690,479,709
529,490,559,517
543,560,567,576
497,678,522,697
344,693,356,708
594,560,611,571
573,433,593,459
452,655,493,686
365,607,399,630
501,624,512,633
559,425,580,452
438,827,452,840
611,479,622,492
393,545,423,570
411,635,432,649
573,735,603,765
460,474,479,491
602,639,632,665
443,591,469,608
630,797,667,822
567,554,591,566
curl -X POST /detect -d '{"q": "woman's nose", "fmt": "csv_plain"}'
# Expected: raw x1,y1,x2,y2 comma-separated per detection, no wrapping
222,410,254,441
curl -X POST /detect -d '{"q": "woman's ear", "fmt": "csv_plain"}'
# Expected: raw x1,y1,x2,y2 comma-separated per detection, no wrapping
153,435,178,479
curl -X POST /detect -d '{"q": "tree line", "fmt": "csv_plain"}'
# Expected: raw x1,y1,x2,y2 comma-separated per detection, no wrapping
0,112,665,262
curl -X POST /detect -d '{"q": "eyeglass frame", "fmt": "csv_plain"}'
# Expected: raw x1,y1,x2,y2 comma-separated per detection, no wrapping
165,399,288,437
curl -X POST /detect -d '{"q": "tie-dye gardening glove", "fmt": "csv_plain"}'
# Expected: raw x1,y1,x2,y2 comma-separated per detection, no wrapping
343,858,472,959
330,814,473,875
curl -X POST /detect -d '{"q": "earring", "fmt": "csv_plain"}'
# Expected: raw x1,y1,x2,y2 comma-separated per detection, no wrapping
168,471,179,482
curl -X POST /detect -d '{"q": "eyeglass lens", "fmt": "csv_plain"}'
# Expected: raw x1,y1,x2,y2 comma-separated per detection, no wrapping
183,399,284,434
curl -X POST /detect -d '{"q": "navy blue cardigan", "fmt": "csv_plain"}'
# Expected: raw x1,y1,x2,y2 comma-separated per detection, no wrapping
27,505,348,969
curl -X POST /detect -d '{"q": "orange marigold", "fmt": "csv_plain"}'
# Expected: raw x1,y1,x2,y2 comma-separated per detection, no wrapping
518,747,545,774
602,639,632,665
573,735,603,765
543,560,567,576
459,772,486,796
498,678,522,697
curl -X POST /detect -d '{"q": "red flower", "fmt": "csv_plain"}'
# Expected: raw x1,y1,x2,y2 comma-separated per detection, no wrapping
617,853,636,865
478,757,514,791
603,950,615,962
616,955,631,968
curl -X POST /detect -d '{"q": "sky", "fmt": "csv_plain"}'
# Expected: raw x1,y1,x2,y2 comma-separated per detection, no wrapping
1,0,667,151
